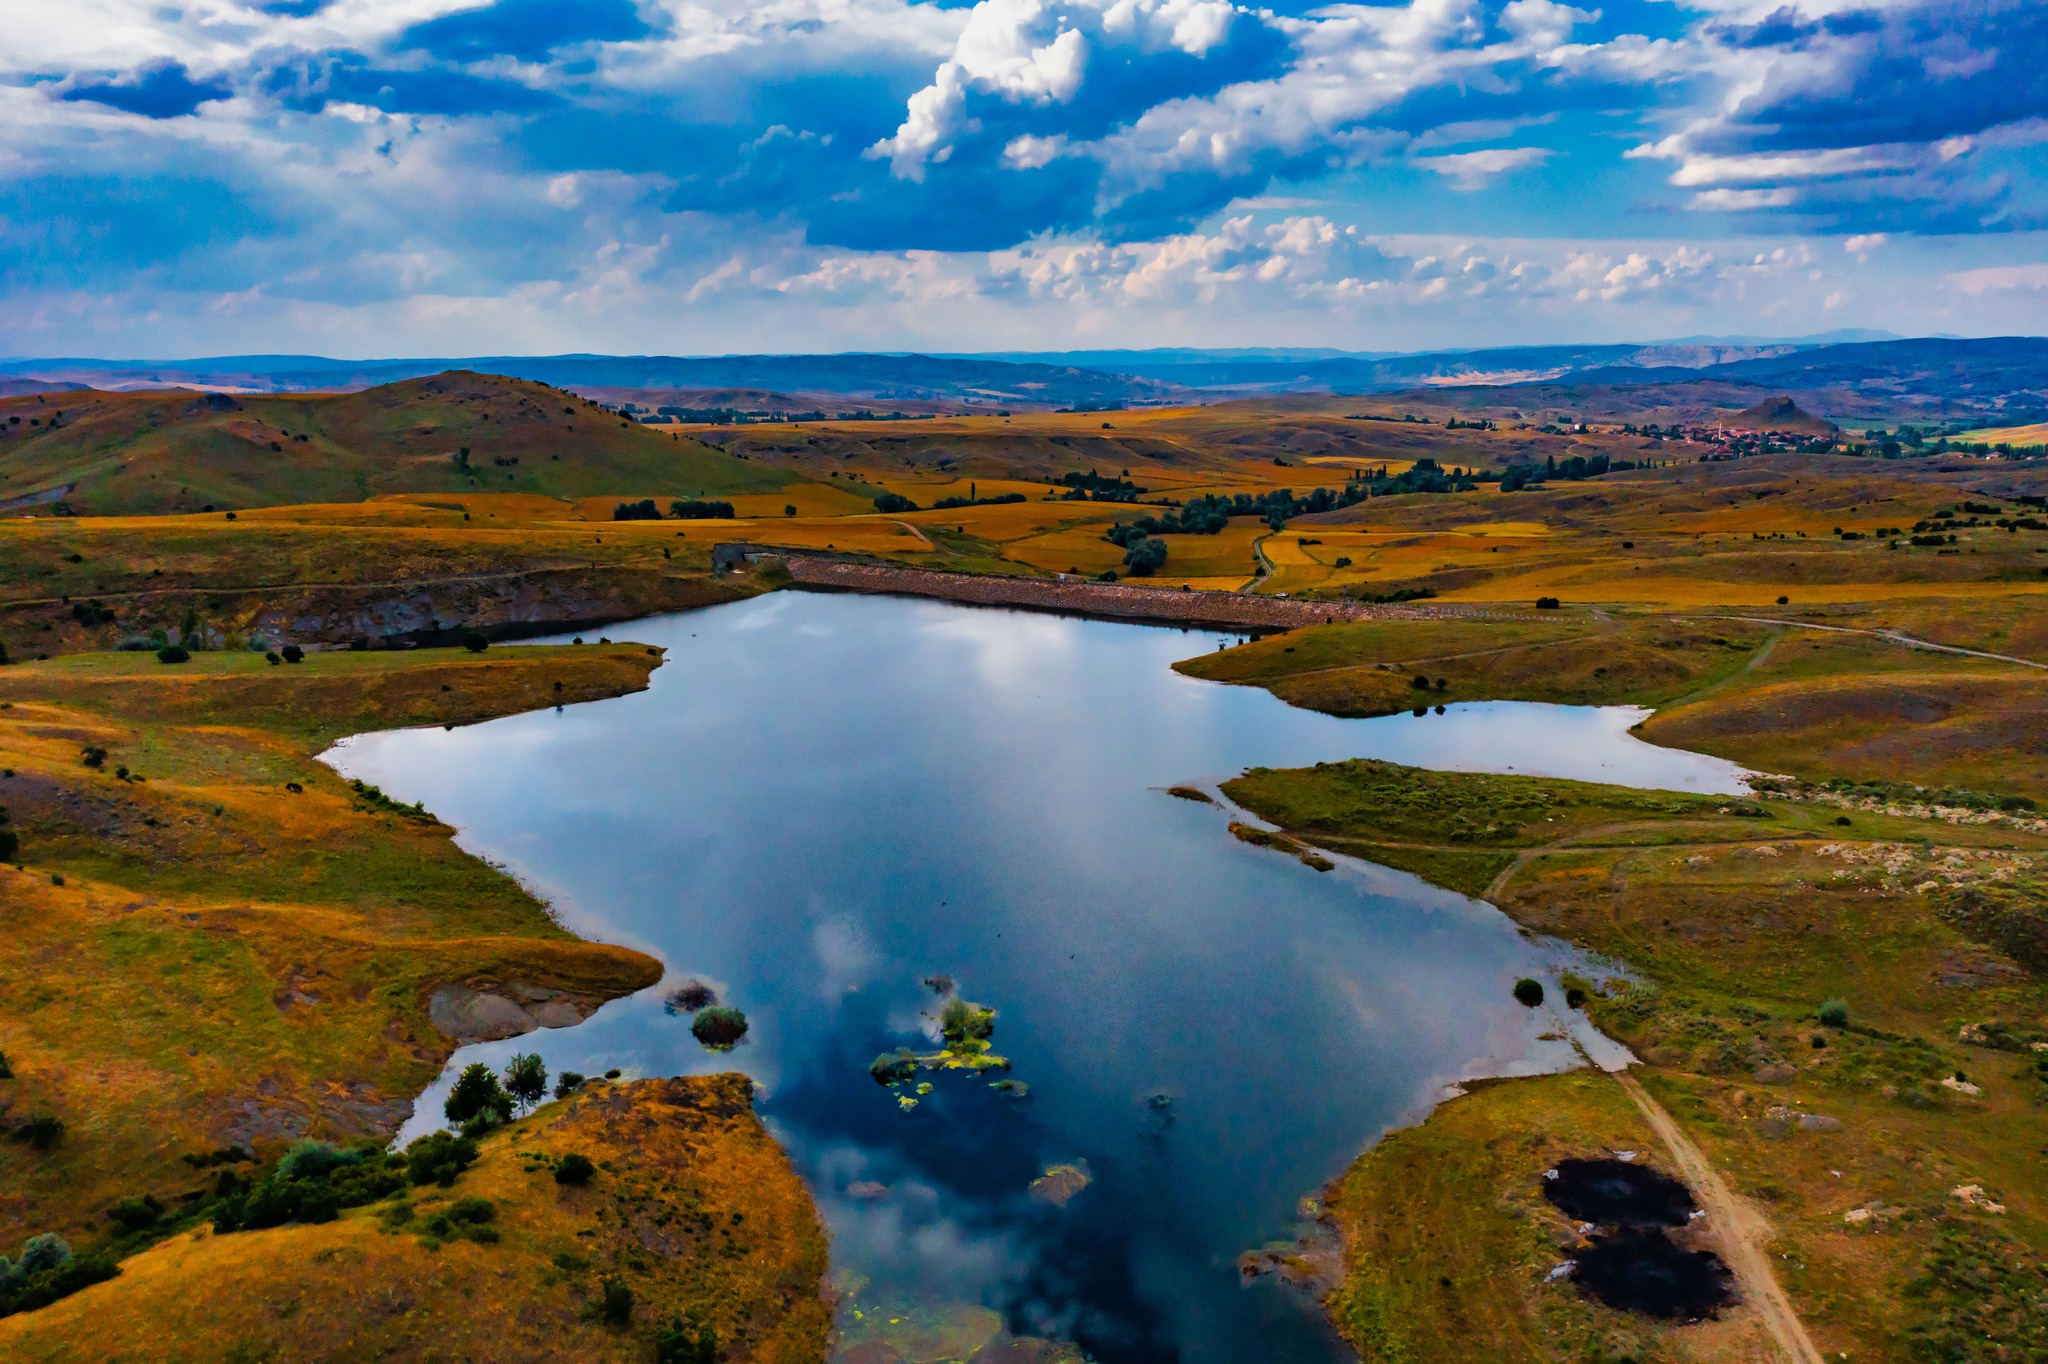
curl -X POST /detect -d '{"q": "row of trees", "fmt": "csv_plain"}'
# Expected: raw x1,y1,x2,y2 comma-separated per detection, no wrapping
613,499,738,521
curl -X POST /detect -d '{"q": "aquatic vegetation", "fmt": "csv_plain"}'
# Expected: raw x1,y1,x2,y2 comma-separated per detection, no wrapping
664,979,717,1013
869,992,1014,1109
691,1004,749,1050
869,1049,919,1086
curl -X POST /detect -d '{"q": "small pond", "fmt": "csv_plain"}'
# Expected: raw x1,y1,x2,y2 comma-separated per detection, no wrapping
329,592,1748,1364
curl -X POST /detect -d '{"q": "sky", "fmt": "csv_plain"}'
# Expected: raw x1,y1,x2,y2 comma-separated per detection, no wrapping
3,0,2047,357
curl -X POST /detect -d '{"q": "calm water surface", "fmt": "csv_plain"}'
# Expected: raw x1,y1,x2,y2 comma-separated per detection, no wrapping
329,592,1748,1364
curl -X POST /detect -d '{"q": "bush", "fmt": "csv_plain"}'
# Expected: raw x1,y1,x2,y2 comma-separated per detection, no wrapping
446,1197,495,1226
265,652,282,665
1534,597,1561,610
278,1140,358,1182
1513,978,1545,1007
1122,536,1167,575
17,1115,63,1150
1818,999,1849,1028
404,1131,479,1187
656,1317,720,1364
664,980,716,1013
871,492,918,514
462,630,489,653
1411,674,1429,690
281,644,304,663
553,1070,586,1100
0,1050,10,1079
592,1275,633,1326
106,1195,163,1232
870,1049,919,1086
0,828,17,862
156,646,191,663
445,1062,513,1128
1564,985,1588,1010
553,1152,596,1186
692,1005,749,1050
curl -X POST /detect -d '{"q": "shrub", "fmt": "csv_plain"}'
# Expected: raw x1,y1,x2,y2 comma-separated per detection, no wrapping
0,828,17,862
156,646,191,663
665,980,716,1013
592,1275,633,1326
941,997,995,1044
1411,674,1429,690
871,492,918,514
404,1131,479,1187
504,1052,547,1114
81,746,108,769
446,1197,495,1225
278,1140,358,1182
553,1071,586,1100
553,1152,596,1186
0,1050,11,1080
18,1233,71,1277
1534,597,1561,610
18,1115,63,1150
462,630,489,653
1513,978,1545,1007
1818,999,1849,1028
106,1195,163,1232
265,652,282,665
280,644,304,663
692,1005,749,1050
870,1049,919,1086
1564,985,1588,1010
656,1317,720,1364
444,1063,513,1128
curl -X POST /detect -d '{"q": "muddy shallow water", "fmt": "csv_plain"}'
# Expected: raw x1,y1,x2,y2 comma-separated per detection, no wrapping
330,592,1748,1363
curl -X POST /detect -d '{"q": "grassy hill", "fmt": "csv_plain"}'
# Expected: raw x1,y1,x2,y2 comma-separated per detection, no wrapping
0,372,797,516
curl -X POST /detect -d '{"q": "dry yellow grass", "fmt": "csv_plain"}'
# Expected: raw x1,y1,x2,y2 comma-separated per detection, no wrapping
0,646,667,1246
0,1075,830,1364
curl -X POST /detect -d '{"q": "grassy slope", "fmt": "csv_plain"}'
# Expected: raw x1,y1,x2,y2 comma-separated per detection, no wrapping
1224,760,2048,1363
0,374,797,516
0,1074,831,1364
0,646,667,1247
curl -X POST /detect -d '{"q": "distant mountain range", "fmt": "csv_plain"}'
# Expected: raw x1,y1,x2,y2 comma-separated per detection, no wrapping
2,335,2043,421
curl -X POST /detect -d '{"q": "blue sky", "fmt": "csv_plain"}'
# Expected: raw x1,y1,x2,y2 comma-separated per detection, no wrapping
4,0,2046,356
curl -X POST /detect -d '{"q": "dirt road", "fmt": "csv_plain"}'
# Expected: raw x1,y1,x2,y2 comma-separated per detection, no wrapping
1613,1071,1826,1364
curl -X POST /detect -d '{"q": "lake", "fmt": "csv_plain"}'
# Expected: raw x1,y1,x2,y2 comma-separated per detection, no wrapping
328,591,1749,1363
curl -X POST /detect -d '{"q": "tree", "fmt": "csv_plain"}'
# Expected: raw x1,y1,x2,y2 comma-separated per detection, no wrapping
553,1152,596,1186
613,499,661,521
444,1062,512,1128
871,492,918,514
1123,536,1167,576
156,646,191,663
462,630,489,653
1513,978,1545,1007
280,644,304,664
503,1053,547,1114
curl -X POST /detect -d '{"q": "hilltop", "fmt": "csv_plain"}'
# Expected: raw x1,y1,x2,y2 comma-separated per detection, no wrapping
0,372,794,516
1732,395,1838,435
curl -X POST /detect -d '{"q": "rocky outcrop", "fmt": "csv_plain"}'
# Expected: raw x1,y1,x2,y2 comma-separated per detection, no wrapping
427,981,608,1044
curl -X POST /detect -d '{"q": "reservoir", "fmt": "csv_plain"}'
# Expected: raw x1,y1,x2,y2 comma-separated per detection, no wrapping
329,592,1748,1364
